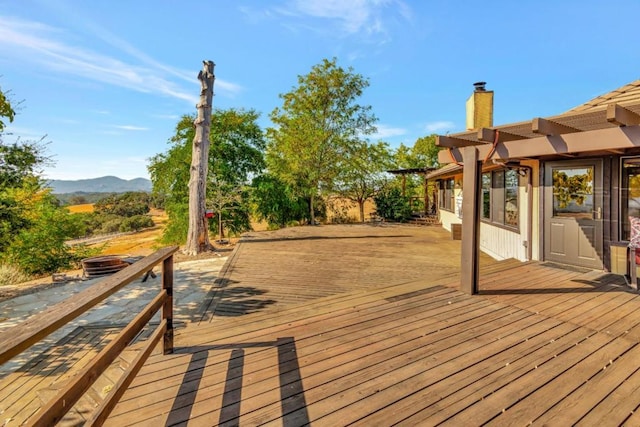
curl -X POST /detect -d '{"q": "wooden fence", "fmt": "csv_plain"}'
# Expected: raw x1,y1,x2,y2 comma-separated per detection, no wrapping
0,245,179,426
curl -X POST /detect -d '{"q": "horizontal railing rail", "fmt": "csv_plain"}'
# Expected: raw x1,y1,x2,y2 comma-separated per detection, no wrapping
0,245,179,426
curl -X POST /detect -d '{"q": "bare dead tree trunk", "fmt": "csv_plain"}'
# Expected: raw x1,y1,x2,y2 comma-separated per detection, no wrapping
185,60,215,255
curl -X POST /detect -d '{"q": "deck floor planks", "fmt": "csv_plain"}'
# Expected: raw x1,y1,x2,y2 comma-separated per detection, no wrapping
350,321,588,426
12,225,640,426
436,331,633,425
532,341,640,426
108,288,477,421
479,336,637,425
0,327,109,425
109,288,500,424
108,225,640,427
392,325,600,426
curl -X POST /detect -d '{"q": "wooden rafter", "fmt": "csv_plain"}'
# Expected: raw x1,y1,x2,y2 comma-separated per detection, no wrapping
438,125,640,164
477,128,527,143
532,117,581,136
436,135,489,148
607,103,640,126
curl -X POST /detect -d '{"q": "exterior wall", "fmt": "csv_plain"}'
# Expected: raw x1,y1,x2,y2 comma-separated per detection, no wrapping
479,223,526,261
437,165,535,263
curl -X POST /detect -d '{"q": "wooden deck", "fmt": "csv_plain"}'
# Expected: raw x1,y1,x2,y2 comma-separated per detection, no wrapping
5,224,640,425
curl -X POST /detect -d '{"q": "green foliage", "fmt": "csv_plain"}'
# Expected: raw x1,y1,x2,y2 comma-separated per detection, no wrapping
251,174,309,228
160,203,189,245
0,86,15,133
374,187,412,222
94,192,150,217
4,195,96,275
267,57,377,223
119,215,154,232
0,139,48,189
149,108,266,244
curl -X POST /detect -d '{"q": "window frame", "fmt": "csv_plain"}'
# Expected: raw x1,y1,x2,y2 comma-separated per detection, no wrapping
438,178,455,212
480,168,520,231
620,156,640,240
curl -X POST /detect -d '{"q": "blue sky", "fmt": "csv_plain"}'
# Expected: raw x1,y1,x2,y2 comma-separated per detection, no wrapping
1,0,640,180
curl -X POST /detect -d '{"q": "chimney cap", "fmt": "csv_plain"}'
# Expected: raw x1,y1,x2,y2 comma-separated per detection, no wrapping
473,81,487,91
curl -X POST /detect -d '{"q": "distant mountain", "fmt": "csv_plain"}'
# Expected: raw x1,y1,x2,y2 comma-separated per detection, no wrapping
47,176,152,194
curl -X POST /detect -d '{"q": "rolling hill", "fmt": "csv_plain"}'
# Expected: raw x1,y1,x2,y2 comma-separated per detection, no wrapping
47,176,152,193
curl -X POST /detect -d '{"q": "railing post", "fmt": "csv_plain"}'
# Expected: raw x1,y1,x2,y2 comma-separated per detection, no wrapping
162,254,174,354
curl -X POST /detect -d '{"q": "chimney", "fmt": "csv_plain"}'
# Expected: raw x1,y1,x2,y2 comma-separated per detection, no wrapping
466,81,493,130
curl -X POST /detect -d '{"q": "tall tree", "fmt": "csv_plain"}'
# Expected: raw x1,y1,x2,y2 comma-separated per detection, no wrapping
185,60,215,255
336,141,393,222
266,58,377,224
149,108,266,245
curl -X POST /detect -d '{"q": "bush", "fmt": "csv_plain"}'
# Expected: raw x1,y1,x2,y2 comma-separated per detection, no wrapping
374,187,412,222
0,263,29,286
119,215,154,232
100,218,124,234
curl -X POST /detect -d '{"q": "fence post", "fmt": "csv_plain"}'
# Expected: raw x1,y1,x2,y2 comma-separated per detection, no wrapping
162,254,174,354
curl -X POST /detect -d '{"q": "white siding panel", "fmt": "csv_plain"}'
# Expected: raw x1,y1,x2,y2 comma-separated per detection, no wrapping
479,223,527,261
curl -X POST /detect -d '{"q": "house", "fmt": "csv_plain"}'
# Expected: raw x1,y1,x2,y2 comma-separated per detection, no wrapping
429,80,640,293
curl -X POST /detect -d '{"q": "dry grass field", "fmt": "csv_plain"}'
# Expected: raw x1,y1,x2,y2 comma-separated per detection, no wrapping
66,203,94,214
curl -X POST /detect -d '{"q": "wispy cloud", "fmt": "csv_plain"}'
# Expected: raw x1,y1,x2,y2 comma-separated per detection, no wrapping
114,125,149,131
271,0,412,42
424,121,456,133
370,124,407,139
0,16,243,104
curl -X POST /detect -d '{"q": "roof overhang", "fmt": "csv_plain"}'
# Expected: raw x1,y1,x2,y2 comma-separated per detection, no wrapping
437,102,640,164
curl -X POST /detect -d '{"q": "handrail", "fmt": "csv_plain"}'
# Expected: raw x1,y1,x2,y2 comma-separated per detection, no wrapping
0,246,178,364
0,245,179,426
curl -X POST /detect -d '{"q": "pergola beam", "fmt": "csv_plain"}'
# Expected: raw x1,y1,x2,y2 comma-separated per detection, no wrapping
477,128,526,143
532,117,581,136
607,103,640,126
438,125,640,164
436,135,489,148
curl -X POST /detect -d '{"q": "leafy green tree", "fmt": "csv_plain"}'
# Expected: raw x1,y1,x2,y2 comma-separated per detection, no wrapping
251,174,309,228
267,58,377,224
149,108,266,244
94,192,150,217
4,193,96,275
335,141,394,222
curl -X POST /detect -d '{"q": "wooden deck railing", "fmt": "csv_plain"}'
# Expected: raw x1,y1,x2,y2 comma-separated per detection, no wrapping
0,245,179,426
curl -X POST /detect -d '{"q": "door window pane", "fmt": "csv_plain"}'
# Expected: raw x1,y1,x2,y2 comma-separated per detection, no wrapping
552,167,593,219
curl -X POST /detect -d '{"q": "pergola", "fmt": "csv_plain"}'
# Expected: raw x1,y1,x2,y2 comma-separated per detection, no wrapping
386,167,437,215
437,101,640,295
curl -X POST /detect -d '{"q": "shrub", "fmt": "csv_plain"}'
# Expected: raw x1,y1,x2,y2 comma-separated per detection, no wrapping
0,263,29,287
374,187,412,222
100,218,124,234
119,215,154,232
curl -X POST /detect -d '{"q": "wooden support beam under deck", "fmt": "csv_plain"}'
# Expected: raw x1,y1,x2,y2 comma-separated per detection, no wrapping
477,128,527,143
532,117,581,136
607,103,640,126
436,135,489,148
